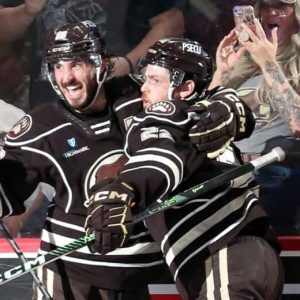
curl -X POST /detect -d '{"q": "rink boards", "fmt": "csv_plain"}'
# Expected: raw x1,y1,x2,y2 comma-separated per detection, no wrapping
0,237,299,300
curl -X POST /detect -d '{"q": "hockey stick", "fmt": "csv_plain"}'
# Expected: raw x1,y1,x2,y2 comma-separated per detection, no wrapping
133,146,285,223
0,147,285,285
0,221,52,299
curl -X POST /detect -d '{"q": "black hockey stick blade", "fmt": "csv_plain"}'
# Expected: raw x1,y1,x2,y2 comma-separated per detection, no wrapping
0,147,285,285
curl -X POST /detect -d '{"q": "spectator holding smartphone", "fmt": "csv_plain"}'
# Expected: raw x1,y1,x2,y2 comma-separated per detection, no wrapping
208,0,300,235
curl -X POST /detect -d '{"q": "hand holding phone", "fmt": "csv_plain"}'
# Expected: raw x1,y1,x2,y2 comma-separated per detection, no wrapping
233,5,256,42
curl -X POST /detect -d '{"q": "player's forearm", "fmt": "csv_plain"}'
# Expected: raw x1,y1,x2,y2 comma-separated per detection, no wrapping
262,60,300,128
126,30,179,69
0,5,37,42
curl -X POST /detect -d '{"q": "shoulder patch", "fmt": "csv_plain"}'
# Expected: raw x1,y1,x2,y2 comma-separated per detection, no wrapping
123,116,134,131
145,101,175,116
7,115,32,140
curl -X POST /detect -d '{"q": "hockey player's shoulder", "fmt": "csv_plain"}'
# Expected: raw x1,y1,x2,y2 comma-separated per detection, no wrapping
106,74,140,100
6,103,64,141
6,114,33,140
107,75,142,114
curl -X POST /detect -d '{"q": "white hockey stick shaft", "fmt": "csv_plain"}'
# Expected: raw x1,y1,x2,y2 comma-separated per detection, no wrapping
133,146,285,222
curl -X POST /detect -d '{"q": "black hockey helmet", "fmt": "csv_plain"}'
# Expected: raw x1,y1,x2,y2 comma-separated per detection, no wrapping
140,38,213,94
43,20,109,110
44,20,107,66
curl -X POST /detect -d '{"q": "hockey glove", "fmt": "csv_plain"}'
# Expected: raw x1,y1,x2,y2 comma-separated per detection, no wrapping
85,179,135,254
188,96,252,159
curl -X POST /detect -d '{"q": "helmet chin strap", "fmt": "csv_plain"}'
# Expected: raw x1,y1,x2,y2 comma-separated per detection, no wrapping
167,85,175,100
167,80,198,102
75,66,107,113
48,72,64,100
185,91,198,101
168,79,177,100
48,65,107,113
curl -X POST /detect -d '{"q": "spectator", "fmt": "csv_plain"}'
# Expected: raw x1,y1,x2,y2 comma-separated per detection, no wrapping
184,0,256,56
209,0,300,235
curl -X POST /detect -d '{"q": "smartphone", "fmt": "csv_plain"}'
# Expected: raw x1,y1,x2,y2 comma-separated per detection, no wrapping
233,5,256,42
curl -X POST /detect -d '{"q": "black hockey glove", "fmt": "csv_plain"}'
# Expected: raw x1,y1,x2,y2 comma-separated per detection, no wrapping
188,96,253,159
85,179,135,254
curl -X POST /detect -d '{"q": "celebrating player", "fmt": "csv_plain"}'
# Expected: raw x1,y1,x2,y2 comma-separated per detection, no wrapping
86,38,284,300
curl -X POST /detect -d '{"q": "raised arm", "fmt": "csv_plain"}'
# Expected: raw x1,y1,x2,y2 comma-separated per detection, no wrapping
242,18,300,130
209,30,246,89
0,0,47,42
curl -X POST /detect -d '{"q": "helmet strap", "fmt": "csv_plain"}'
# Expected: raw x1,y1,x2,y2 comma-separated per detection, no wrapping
47,71,64,100
169,79,198,101
167,82,176,100
75,66,108,113
48,63,108,114
184,91,198,101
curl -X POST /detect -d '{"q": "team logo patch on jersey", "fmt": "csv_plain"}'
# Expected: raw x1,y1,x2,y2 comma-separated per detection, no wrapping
67,137,77,148
123,116,134,131
84,152,128,206
63,137,89,158
7,115,32,140
145,101,175,116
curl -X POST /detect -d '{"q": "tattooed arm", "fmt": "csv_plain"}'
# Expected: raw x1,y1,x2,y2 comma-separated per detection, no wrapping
263,61,300,128
241,18,300,131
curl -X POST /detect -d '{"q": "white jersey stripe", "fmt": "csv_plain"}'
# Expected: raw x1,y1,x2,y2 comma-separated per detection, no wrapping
205,255,215,300
127,154,182,189
219,247,230,300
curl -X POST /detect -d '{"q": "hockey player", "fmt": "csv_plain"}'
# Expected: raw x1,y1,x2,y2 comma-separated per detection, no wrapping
85,38,284,300
0,21,165,300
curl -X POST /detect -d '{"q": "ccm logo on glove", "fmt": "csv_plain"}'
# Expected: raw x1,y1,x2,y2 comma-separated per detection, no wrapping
91,188,131,202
